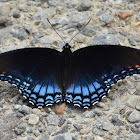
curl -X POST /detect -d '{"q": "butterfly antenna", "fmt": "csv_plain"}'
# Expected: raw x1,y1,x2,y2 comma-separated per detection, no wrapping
68,19,91,44
46,18,65,44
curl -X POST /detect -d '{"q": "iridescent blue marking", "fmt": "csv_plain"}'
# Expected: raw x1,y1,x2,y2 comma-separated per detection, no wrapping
93,81,101,89
74,96,82,101
29,98,36,103
65,94,73,102
34,84,41,93
73,100,82,105
23,92,29,97
91,94,98,99
46,95,53,101
82,86,89,96
45,100,54,104
98,89,104,94
7,75,12,78
37,98,44,103
39,86,47,96
99,92,106,98
26,90,31,94
67,84,74,93
83,98,90,103
54,94,62,101
47,85,53,94
91,98,99,104
88,83,95,93
31,94,37,99
83,103,90,107
37,103,44,106
74,85,81,94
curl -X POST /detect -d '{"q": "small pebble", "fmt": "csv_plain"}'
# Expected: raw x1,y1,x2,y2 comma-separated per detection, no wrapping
127,110,140,123
118,11,133,20
28,114,39,125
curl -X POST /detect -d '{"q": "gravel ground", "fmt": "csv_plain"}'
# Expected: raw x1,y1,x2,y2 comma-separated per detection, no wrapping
0,0,140,140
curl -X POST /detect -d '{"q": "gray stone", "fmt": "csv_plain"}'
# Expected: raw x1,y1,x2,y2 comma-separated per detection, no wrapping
47,0,65,6
0,114,21,140
100,120,114,131
73,124,83,131
30,39,37,45
0,102,3,108
0,28,10,46
128,35,140,46
18,105,31,114
97,8,104,16
39,36,53,44
99,13,114,24
127,110,140,123
58,116,66,127
70,11,90,23
27,128,33,133
24,25,32,34
16,112,24,118
67,118,72,124
88,34,124,45
111,115,124,126
81,25,101,37
0,4,10,24
33,31,44,40
127,88,136,94
54,135,65,140
28,114,39,125
120,31,127,36
51,17,68,26
40,134,49,140
131,125,140,134
130,135,140,140
45,126,56,135
136,104,140,111
77,1,91,11
33,129,40,137
46,114,59,126
13,11,20,18
53,124,69,135
11,26,29,40
14,105,21,110
19,5,28,12
126,96,140,108
27,137,35,140
18,125,26,130
15,126,26,135
111,115,118,122
96,102,105,108
64,132,72,140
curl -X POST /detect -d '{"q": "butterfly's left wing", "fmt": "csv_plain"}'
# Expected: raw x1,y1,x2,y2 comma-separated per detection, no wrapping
65,45,140,108
0,48,64,108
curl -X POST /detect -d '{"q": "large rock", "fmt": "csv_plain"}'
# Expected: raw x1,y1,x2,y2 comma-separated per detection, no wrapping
0,4,10,24
127,110,140,123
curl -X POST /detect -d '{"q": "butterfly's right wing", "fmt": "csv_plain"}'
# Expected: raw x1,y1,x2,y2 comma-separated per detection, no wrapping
65,45,140,108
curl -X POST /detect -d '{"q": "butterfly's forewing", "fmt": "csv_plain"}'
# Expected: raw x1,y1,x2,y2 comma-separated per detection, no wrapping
0,48,64,107
65,45,140,108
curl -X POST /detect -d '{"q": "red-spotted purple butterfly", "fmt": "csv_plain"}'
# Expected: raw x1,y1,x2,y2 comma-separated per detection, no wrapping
0,44,139,108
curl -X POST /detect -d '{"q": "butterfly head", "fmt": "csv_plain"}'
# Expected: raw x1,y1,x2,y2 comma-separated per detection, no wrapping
63,43,71,50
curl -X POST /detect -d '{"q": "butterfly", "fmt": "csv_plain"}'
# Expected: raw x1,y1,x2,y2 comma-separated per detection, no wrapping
0,44,139,109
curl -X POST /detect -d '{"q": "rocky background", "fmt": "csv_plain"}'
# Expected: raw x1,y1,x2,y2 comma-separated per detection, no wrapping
0,0,140,140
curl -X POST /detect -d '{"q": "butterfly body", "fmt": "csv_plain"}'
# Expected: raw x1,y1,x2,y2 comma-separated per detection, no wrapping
0,45,139,108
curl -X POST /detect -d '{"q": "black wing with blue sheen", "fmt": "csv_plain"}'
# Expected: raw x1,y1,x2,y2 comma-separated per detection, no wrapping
65,45,140,108
0,48,64,108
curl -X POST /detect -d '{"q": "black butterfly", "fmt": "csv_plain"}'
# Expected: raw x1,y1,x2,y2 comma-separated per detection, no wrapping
0,44,139,108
